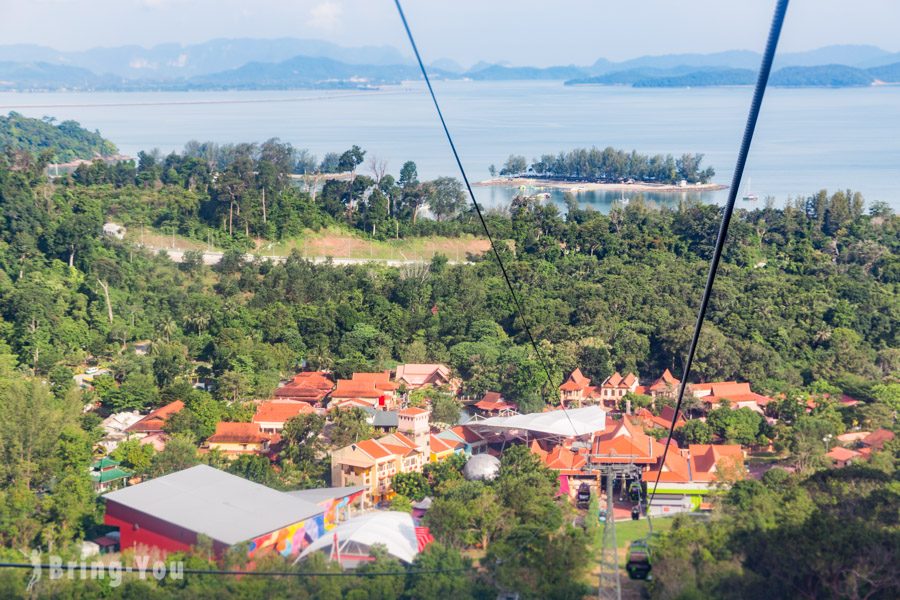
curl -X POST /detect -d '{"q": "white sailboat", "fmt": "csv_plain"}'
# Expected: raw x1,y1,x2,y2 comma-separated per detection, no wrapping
742,177,759,202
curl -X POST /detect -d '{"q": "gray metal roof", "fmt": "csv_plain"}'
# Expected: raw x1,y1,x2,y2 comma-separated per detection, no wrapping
103,465,323,545
285,486,365,505
361,408,399,428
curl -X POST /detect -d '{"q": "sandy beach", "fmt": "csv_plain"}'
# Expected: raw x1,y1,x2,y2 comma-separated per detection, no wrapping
474,177,728,193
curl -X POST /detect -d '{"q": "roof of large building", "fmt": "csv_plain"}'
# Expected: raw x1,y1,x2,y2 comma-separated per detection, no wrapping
273,371,334,403
285,485,365,505
530,440,587,473
592,418,668,464
393,364,451,387
643,444,744,484
603,372,638,389
331,372,398,399
103,465,323,545
253,401,315,425
296,511,423,565
207,422,269,444
126,400,185,433
471,405,607,438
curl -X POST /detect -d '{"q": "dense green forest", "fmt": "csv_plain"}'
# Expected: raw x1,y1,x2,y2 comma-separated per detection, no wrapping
0,140,896,598
0,112,118,162
500,147,715,183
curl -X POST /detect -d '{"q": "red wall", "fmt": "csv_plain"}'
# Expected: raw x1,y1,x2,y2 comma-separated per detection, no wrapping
104,501,229,556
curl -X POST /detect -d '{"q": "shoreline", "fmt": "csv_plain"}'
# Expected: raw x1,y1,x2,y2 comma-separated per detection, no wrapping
474,177,728,193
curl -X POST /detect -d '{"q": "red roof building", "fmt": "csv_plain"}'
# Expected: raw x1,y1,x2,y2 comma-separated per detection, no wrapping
861,429,895,451
473,391,518,416
393,364,453,390
690,381,773,413
206,422,273,457
591,418,667,464
825,446,863,467
559,369,599,408
273,371,334,405
597,372,639,408
633,406,686,430
642,443,744,515
329,372,398,410
529,440,588,475
125,400,185,435
647,369,681,398
253,401,316,433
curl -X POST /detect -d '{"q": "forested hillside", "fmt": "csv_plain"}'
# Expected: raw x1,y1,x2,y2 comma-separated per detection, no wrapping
0,112,118,162
0,143,896,597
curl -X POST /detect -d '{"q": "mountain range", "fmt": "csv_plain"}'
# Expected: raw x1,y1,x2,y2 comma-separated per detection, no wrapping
0,39,899,91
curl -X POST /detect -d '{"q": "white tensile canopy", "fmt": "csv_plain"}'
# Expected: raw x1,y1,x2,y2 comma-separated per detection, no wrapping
470,405,606,438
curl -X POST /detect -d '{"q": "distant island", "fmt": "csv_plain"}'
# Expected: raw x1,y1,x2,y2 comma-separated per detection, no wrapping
0,39,899,91
482,147,722,191
567,63,893,88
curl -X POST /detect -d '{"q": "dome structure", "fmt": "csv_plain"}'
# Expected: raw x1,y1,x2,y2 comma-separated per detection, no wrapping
462,453,501,481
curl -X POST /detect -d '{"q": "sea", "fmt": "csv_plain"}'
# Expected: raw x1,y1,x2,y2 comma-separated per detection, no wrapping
1,80,898,213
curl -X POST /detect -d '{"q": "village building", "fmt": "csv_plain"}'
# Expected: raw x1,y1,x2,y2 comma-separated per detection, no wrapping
826,446,863,468
645,369,681,398
559,369,599,408
598,372,639,408
642,444,745,515
529,440,588,476
590,418,667,466
435,425,488,456
252,401,316,433
103,465,352,559
429,434,458,462
396,407,430,450
472,391,518,417
393,363,453,391
632,406,686,431
125,400,185,437
90,457,131,492
330,433,428,509
205,422,274,458
360,407,400,433
689,381,773,413
273,371,334,405
328,372,398,410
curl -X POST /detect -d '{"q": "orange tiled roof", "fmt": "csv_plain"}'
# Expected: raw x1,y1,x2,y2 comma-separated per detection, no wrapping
126,400,185,433
449,425,484,444
826,446,862,462
862,429,895,450
354,439,394,460
430,435,455,454
474,398,517,412
273,371,334,402
648,369,681,391
398,407,429,417
592,419,666,463
207,422,269,444
560,368,591,392
253,401,315,425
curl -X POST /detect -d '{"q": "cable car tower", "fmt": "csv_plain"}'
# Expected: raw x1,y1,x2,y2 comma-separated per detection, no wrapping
590,462,643,600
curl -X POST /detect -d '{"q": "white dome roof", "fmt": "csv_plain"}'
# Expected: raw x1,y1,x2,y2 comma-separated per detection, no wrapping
462,453,501,481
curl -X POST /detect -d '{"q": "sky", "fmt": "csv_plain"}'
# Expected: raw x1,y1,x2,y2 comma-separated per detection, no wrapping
1,0,898,67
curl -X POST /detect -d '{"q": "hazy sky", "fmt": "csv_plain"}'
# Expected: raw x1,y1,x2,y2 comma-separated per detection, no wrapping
2,0,898,66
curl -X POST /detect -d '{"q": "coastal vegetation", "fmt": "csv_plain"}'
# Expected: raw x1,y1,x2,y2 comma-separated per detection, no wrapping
0,112,117,162
500,147,714,184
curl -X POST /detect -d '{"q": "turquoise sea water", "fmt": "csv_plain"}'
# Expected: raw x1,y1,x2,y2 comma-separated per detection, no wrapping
1,81,898,211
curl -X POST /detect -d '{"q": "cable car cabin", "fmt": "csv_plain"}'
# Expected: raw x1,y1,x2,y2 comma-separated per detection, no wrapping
631,505,641,520
597,509,607,524
628,481,642,504
626,540,652,580
576,482,591,508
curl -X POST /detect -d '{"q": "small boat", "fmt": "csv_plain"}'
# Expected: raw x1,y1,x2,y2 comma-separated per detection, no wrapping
742,177,759,202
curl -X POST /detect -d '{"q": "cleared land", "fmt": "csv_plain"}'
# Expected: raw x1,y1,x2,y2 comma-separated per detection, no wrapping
123,225,491,265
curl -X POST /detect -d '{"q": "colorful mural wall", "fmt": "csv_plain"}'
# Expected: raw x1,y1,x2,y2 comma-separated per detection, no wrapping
247,515,324,558
246,489,364,558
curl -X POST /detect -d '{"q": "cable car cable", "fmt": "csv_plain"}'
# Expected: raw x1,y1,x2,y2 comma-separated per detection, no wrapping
392,0,581,437
646,0,790,514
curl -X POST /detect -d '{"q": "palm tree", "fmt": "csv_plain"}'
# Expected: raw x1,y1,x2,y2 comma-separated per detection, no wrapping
161,317,178,342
